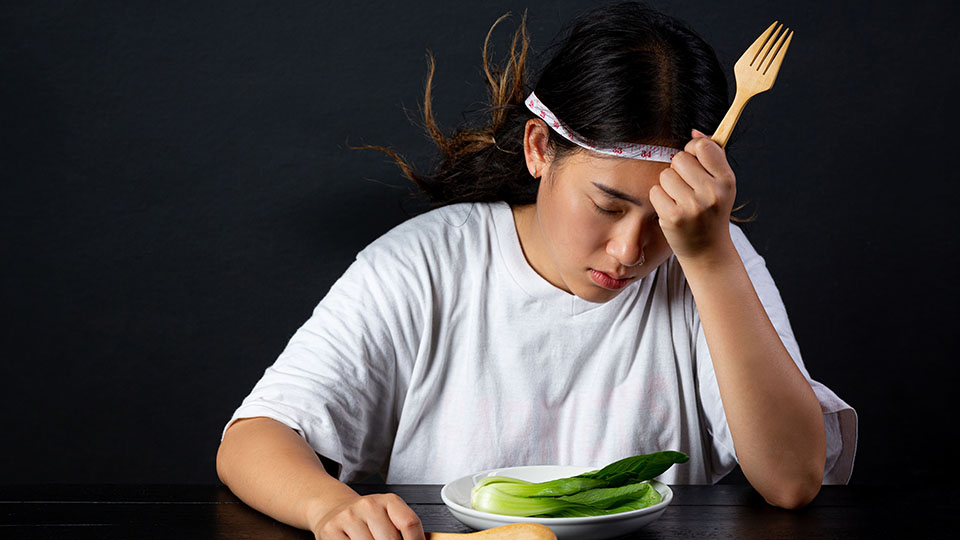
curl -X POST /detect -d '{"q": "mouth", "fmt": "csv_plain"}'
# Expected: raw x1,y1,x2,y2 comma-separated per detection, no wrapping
589,269,633,290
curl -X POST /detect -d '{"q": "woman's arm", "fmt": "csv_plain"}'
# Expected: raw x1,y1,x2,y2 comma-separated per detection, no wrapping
678,245,825,509
650,130,825,509
216,416,426,539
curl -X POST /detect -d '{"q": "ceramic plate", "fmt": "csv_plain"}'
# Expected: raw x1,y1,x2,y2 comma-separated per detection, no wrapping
440,465,672,540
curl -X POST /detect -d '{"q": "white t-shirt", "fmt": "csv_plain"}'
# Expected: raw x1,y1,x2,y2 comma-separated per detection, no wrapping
224,201,857,485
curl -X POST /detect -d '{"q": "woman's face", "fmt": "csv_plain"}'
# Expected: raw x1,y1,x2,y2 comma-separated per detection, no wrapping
516,119,674,303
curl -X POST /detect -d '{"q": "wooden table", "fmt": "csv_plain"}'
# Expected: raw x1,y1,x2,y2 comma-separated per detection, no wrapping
0,484,952,539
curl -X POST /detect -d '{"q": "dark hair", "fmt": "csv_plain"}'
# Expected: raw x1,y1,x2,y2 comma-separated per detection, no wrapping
358,2,730,209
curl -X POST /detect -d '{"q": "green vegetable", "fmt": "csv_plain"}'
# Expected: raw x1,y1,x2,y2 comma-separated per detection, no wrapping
559,481,661,508
470,451,688,518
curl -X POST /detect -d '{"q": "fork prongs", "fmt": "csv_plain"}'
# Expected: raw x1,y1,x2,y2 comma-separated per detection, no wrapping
746,21,779,66
754,23,793,76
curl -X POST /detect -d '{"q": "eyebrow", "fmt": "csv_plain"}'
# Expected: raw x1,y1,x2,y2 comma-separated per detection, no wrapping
591,182,645,206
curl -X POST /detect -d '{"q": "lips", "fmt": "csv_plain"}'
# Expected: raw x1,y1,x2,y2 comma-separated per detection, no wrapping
589,269,633,290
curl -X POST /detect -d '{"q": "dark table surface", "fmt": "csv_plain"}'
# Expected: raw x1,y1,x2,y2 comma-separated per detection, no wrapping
0,483,952,539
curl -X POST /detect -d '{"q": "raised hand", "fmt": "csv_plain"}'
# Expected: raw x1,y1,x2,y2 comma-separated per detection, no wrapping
649,129,737,261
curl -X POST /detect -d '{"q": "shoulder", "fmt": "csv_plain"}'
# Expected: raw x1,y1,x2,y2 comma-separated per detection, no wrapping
356,202,496,268
389,201,484,238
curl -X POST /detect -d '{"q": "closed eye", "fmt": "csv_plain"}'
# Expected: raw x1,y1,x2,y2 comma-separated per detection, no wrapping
591,201,621,216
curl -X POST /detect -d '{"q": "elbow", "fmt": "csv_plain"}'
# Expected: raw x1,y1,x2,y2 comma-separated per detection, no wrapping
216,426,241,487
215,440,231,485
216,418,245,486
762,468,823,510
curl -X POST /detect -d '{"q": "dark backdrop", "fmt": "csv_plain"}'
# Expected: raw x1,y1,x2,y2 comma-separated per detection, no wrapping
2,1,958,486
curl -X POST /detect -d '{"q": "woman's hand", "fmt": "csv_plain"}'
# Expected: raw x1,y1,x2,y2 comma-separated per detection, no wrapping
311,493,425,540
649,128,737,261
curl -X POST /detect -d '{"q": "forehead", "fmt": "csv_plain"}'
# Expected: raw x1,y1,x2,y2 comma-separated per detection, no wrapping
557,150,670,194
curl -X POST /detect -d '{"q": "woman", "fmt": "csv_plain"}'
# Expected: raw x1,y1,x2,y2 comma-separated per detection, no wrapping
216,3,857,539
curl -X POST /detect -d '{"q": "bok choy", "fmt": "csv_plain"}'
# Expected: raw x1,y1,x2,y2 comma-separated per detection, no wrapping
470,451,688,518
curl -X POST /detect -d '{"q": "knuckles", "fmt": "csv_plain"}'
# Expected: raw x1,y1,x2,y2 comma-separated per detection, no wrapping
340,505,359,520
657,206,683,226
316,493,420,539
394,514,422,530
669,150,691,167
701,190,720,209
384,493,404,505
675,138,736,181
355,496,377,511
716,170,736,188
683,136,712,154
317,493,420,540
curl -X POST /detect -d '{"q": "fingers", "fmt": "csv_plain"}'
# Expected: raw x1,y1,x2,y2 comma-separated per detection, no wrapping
341,519,377,540
660,158,719,221
653,135,724,223
385,494,426,540
658,167,696,211
363,509,401,540
650,128,739,259
316,494,424,540
648,184,679,225
663,128,736,212
679,128,734,186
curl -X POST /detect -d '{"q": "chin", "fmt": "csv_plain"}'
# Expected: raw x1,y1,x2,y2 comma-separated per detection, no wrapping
573,283,621,304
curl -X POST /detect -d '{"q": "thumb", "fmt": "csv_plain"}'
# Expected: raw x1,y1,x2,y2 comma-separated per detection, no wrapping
691,128,708,139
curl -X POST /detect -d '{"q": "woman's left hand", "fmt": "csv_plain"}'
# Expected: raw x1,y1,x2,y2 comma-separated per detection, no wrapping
648,128,737,261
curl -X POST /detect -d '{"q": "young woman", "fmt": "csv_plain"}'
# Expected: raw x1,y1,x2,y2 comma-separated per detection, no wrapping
216,3,857,539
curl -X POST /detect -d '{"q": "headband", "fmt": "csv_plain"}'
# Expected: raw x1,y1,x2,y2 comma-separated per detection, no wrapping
524,91,680,163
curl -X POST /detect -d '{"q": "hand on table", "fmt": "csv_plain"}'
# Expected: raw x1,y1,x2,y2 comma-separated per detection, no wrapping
313,493,426,540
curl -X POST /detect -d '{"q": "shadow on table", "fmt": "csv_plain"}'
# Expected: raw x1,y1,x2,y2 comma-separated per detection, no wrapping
717,465,748,484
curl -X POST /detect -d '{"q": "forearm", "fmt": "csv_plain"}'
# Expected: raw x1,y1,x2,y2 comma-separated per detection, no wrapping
216,416,360,532
678,242,826,509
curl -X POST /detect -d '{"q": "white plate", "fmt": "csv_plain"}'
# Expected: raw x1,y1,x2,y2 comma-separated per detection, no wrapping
440,465,672,540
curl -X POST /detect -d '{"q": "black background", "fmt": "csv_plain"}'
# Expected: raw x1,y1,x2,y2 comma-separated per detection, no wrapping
2,1,958,486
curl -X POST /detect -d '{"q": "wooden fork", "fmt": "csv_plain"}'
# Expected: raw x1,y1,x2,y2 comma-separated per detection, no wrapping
427,523,557,540
711,21,795,148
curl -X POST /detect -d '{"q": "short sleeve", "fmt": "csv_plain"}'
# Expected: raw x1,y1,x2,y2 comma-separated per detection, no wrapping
222,243,425,482
694,223,858,484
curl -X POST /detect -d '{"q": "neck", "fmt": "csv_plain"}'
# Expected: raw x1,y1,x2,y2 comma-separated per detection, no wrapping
510,203,570,293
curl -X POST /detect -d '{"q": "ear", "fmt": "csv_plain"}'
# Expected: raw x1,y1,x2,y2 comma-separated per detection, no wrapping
523,118,550,178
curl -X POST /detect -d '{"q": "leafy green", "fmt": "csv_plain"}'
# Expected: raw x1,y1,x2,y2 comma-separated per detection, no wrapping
474,475,607,497
572,451,689,486
558,481,661,509
470,482,661,517
470,450,687,518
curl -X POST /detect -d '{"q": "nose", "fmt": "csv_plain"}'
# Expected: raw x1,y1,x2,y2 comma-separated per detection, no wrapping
624,252,646,267
607,220,646,267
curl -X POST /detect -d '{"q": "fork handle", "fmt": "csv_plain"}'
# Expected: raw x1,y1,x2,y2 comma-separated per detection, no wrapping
711,90,752,149
426,523,557,539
